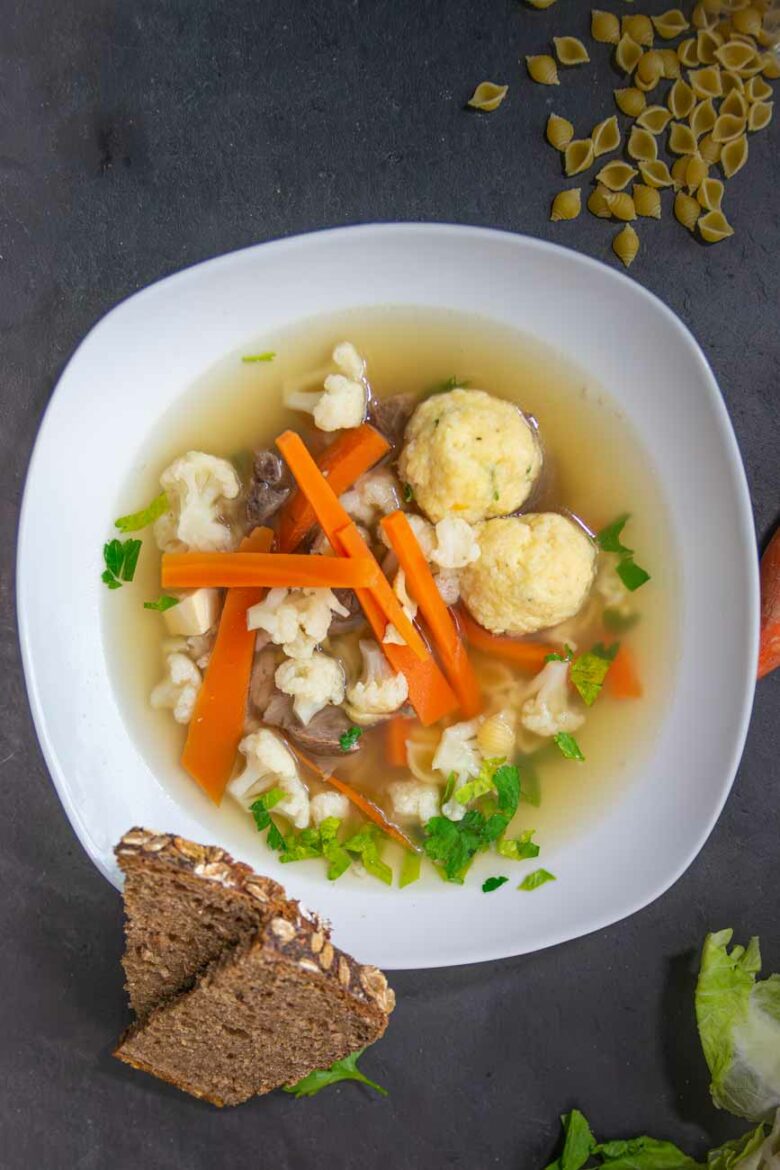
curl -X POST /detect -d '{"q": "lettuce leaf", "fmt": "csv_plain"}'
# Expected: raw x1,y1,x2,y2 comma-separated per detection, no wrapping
544,1109,596,1170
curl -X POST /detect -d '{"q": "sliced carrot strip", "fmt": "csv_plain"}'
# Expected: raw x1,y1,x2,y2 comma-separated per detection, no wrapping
457,607,555,672
759,526,780,679
380,511,482,718
181,527,273,804
161,551,378,590
278,423,389,552
606,645,643,699
386,716,417,768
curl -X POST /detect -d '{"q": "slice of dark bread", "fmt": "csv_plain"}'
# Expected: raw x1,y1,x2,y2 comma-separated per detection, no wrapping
115,827,298,1019
114,910,394,1106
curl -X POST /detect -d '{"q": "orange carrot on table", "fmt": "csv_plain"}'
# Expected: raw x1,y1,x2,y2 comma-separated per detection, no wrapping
380,510,482,719
161,551,378,591
759,525,780,679
386,716,417,768
277,423,390,552
457,607,554,673
605,645,643,699
181,526,273,804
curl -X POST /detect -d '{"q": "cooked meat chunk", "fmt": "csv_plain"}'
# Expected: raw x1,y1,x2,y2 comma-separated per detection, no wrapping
263,693,362,756
328,588,365,634
370,393,416,448
249,642,278,717
246,451,291,526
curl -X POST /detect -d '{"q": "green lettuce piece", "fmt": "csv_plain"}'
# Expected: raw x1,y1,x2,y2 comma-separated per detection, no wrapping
343,825,393,886
544,1109,597,1170
704,1119,772,1170
595,1135,701,1168
115,491,169,533
696,930,780,1121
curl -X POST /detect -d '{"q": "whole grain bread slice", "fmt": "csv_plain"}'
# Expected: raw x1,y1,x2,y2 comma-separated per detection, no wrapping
114,909,394,1106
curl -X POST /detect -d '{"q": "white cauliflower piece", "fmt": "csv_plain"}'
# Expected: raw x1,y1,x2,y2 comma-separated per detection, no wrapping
595,555,634,619
150,652,202,724
247,587,349,659
345,640,409,726
388,779,440,825
310,791,350,826
429,518,481,570
520,659,585,738
434,570,461,607
154,451,240,553
227,729,310,828
284,341,367,432
332,340,365,380
432,719,483,821
340,467,401,528
275,653,346,725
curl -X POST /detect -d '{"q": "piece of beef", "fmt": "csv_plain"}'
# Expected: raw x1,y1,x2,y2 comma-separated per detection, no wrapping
329,588,365,635
369,393,416,448
246,451,291,526
249,641,278,717
263,693,361,756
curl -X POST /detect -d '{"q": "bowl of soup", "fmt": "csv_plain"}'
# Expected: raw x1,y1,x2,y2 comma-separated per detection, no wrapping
17,224,758,968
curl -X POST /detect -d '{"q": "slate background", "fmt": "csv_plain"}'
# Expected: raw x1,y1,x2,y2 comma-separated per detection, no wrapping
1,1,778,1166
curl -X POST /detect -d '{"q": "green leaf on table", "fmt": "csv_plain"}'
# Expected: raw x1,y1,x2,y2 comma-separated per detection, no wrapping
595,1135,701,1168
544,1108,597,1170
283,1048,388,1099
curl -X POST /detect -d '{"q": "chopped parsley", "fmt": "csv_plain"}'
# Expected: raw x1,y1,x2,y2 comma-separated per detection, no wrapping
399,851,422,888
402,482,414,503
102,538,142,589
343,824,393,885
545,643,574,663
519,868,556,891
482,875,509,893
497,830,540,861
249,799,352,881
283,1048,388,1099
339,725,363,752
423,762,522,883
426,374,469,395
249,787,286,832
115,492,169,534
143,594,180,612
616,557,651,591
554,732,585,761
241,352,276,362
570,642,619,707
597,513,651,593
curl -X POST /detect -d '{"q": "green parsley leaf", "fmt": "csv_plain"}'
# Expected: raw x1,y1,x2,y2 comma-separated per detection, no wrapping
339,725,363,752
121,539,142,581
266,821,286,852
602,608,640,634
597,514,651,593
249,787,286,832
423,813,486,884
402,482,414,503
143,595,180,612
103,539,125,578
597,513,633,556
554,732,585,761
617,557,651,592
482,875,509,893
343,825,393,885
283,1048,388,1099
543,1109,597,1170
242,352,276,362
519,868,556,891
426,374,469,395
570,642,619,707
493,763,521,818
497,830,540,861
115,492,169,534
101,569,122,590
102,538,142,589
399,851,422,888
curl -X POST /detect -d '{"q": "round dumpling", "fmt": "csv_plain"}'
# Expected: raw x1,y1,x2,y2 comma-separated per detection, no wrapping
460,513,596,635
398,388,542,524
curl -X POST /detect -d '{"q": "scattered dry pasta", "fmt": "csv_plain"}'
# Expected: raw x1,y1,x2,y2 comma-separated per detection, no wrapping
596,159,638,190
698,131,723,163
669,78,696,117
636,50,665,90
658,49,682,79
638,159,675,187
715,41,761,72
615,34,644,74
721,133,749,176
762,53,780,81
546,113,575,150
697,176,724,210
689,66,724,99
674,191,702,230
615,87,647,115
671,155,689,188
564,138,595,175
622,14,655,46
467,82,509,111
628,126,659,160
526,55,560,85
698,209,734,241
604,190,638,220
652,8,690,38
592,115,621,156
721,70,746,96
591,9,621,44
691,98,718,136
732,6,762,37
712,111,747,140
747,99,773,129
685,153,709,192
721,89,749,118
587,184,613,218
745,75,772,101
550,188,583,220
612,224,640,267
677,38,700,67
637,104,673,133
669,121,700,153
554,36,590,65
632,183,662,217
692,1,717,32
526,0,558,7
697,28,725,65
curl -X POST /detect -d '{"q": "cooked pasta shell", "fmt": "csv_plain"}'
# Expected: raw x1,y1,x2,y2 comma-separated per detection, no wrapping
685,153,709,192
720,133,749,176
596,159,638,190
715,41,761,72
762,53,780,80
554,36,591,66
612,224,640,268
638,159,675,187
732,5,762,36
622,14,655,46
721,70,746,96
467,82,509,111
592,115,621,156
477,711,516,759
564,138,595,175
697,28,725,64
614,86,647,116
615,33,644,73
690,98,718,137
668,121,700,154
747,99,773,130
550,188,583,221
628,126,659,160
677,38,700,67
636,50,664,90
670,155,690,189
698,131,723,163
591,9,621,44
632,182,662,218
698,209,734,241
745,75,773,102
689,66,724,98
668,78,696,118
587,184,614,219
652,9,690,38
696,176,725,210
674,191,702,230
721,89,749,118
526,55,560,85
546,113,575,150
658,49,682,78
712,111,747,140
636,105,673,134
604,190,637,220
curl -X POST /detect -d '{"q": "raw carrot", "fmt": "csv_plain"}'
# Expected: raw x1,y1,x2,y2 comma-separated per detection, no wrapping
161,551,378,590
458,607,554,673
605,645,643,699
386,716,417,768
380,510,482,718
277,423,390,552
181,526,273,804
758,525,780,679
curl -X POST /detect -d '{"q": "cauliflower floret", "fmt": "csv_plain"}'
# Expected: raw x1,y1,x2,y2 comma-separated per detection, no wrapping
429,518,481,570
520,659,585,738
284,341,368,432
432,719,483,821
340,467,401,528
275,653,346,725
228,729,310,828
154,452,240,552
461,513,596,636
247,587,349,659
150,652,202,724
344,640,409,726
434,570,461,607
388,779,440,825
398,388,542,523
310,791,350,826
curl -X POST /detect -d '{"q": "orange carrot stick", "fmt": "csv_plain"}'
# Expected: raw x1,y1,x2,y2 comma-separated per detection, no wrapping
605,645,643,699
758,525,780,679
457,607,555,673
161,551,378,590
181,527,273,804
386,716,416,768
381,511,482,719
278,423,390,552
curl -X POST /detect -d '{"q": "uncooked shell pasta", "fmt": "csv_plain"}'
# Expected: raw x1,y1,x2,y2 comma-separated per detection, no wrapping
685,153,708,192
615,34,644,74
696,176,724,210
612,224,640,267
689,66,723,99
721,90,748,119
747,100,773,130
622,14,655,46
550,188,583,221
715,42,760,72
720,133,749,177
745,75,772,102
592,115,621,156
564,138,595,175
658,49,682,79
526,55,560,85
690,99,717,137
674,190,702,230
668,79,696,118
628,126,659,160
732,5,762,37
698,209,734,242
636,50,664,90
671,155,689,189
677,38,700,67
692,1,717,31
527,0,558,7
615,87,647,115
668,121,699,154
638,159,675,187
587,184,613,218
596,159,638,190
652,8,690,38
698,132,723,163
604,190,637,221
546,113,575,150
467,82,509,111
697,29,724,65
554,36,590,65
712,112,747,141
721,71,746,96
632,183,662,218
762,54,780,81
591,9,621,44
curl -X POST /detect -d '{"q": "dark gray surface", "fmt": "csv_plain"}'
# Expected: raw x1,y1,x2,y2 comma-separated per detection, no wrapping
1,1,778,1166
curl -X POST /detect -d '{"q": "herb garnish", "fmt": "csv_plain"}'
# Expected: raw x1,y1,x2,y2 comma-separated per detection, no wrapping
102,538,142,589
554,732,585,761
402,483,414,503
339,725,363,752
143,595,180,613
426,374,470,395
114,492,169,534
241,352,276,363
482,875,509,893
497,830,540,861
519,868,556,891
597,514,651,593
570,642,619,707
283,1049,388,1099
399,851,422,889
545,643,575,663
423,762,522,883
248,798,353,881
343,824,393,885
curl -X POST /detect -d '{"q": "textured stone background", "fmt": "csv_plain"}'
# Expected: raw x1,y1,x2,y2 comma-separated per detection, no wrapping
1,1,778,1166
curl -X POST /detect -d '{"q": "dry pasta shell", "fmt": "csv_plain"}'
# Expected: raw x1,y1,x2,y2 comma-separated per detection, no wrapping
550,188,583,221
636,50,664,89
670,155,689,189
652,9,690,39
715,41,761,72
554,36,590,66
467,82,509,112
712,111,747,140
747,99,773,130
697,176,725,210
546,113,575,150
604,190,637,220
591,9,621,44
632,182,662,218
677,38,700,67
697,28,725,64
612,224,640,268
762,53,780,80
685,153,709,192
614,87,647,116
526,55,560,85
587,184,614,219
745,75,772,102
721,89,748,118
690,98,718,137
564,138,595,176
622,14,655,46
689,66,724,98
615,34,644,73
728,33,758,49
692,1,718,31
668,121,700,153
674,191,702,230
596,159,638,190
592,115,621,156
658,50,682,79
668,79,696,118
698,131,723,163
732,5,762,37
698,209,734,241
638,159,675,187
721,70,746,96
720,133,748,176
627,126,659,160
526,0,558,7
636,105,673,134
